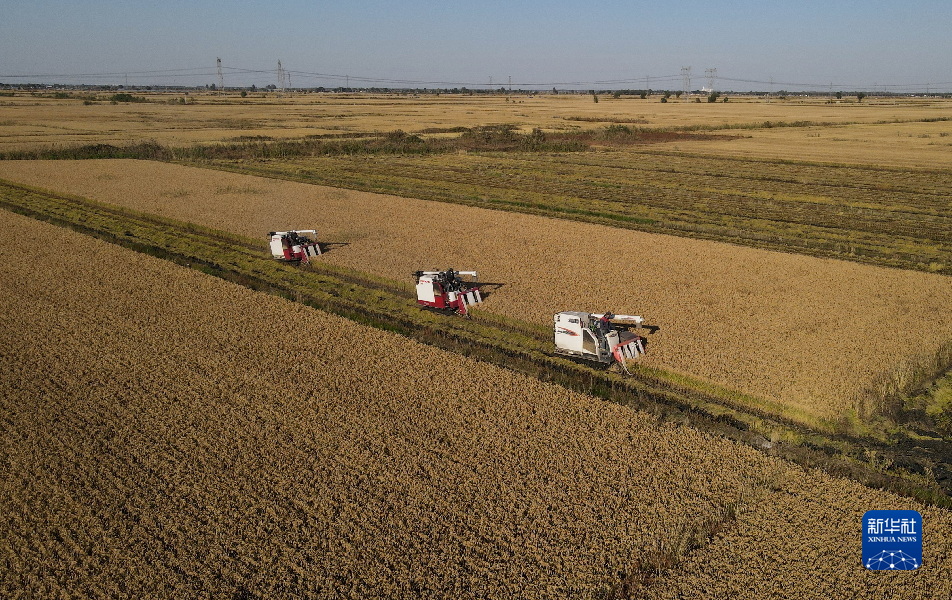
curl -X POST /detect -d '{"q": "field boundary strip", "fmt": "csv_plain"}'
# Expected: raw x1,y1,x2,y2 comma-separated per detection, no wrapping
1,177,950,508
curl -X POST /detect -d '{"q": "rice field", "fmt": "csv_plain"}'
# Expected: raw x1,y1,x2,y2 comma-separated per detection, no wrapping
1,159,950,428
222,149,952,276
659,117,952,169
648,468,952,599
2,90,952,597
2,209,950,599
2,92,951,168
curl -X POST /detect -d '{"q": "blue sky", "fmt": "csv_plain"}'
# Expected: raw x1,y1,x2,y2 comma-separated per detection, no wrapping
1,1,949,90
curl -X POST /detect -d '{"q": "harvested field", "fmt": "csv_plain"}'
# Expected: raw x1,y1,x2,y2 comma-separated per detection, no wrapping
1,160,951,428
218,150,952,275
3,92,951,167
659,117,952,169
2,209,950,599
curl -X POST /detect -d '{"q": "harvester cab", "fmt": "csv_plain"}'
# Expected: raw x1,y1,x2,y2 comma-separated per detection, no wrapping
413,269,483,316
553,311,646,374
269,230,321,263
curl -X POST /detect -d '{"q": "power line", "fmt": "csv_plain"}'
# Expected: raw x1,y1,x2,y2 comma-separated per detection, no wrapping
1,62,950,92
0,66,217,79
0,63,683,88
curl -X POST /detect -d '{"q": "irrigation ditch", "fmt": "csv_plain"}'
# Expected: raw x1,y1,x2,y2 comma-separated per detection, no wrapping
1,178,950,508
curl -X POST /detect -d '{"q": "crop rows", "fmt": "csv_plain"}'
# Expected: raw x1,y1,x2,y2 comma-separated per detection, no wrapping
224,150,952,274
3,209,951,599
0,210,778,598
306,157,949,256
8,178,952,504
647,467,952,599
330,151,952,219
2,160,950,428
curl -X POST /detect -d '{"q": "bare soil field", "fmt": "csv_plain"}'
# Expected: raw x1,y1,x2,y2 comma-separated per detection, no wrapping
2,209,949,599
1,159,950,428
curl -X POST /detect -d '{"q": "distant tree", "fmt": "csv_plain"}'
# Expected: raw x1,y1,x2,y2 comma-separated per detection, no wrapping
707,91,720,103
640,91,647,99
612,91,621,99
675,91,682,98
856,92,866,102
109,93,144,103
592,93,598,103
835,91,842,99
240,90,247,98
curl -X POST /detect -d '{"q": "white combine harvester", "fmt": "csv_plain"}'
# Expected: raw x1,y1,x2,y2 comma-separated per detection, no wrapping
269,230,322,262
553,311,646,373
413,269,483,316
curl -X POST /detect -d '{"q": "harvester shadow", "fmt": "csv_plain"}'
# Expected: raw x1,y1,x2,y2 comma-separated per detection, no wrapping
476,282,505,301
615,323,660,335
318,241,350,254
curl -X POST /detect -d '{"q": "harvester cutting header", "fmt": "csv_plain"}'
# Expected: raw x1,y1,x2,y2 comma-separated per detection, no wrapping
414,269,483,316
269,230,322,262
553,311,646,373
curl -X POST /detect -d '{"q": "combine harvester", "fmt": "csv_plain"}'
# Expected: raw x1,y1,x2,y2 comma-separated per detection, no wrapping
413,269,483,316
553,311,647,374
268,230,322,263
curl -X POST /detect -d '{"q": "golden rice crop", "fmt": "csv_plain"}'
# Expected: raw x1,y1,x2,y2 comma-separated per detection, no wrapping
647,468,952,600
0,210,774,598
2,159,950,427
3,207,949,599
